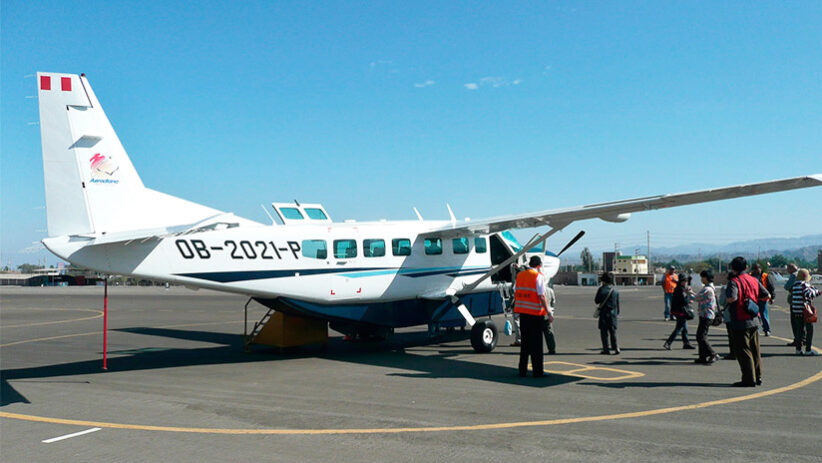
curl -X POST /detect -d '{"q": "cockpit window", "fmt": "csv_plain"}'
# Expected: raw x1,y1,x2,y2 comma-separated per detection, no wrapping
280,207,304,220
304,208,328,220
501,231,522,252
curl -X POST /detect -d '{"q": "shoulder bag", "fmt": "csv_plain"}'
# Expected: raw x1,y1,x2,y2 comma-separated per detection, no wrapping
804,302,818,324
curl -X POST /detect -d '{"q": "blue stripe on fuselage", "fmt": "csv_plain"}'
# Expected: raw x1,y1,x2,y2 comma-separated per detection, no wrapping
177,266,491,283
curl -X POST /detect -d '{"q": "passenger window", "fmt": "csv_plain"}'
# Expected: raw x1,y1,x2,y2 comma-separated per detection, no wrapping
304,208,328,220
301,240,327,259
280,207,304,220
392,238,411,256
475,237,487,254
363,239,386,257
425,237,443,255
452,237,469,254
333,240,357,259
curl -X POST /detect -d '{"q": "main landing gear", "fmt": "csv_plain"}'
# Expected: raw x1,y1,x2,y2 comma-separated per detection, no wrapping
470,319,498,353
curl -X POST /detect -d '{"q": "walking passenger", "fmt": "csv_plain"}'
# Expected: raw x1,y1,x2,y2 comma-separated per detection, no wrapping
790,269,820,356
719,272,736,360
543,282,557,355
662,266,678,320
663,274,695,350
726,256,770,387
750,263,775,336
514,256,550,377
694,270,719,364
784,264,801,347
595,272,620,354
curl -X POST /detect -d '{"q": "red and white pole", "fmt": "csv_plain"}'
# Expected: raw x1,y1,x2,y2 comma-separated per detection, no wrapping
103,277,108,371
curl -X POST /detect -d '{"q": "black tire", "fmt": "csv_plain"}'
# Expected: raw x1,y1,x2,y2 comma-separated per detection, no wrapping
470,319,498,353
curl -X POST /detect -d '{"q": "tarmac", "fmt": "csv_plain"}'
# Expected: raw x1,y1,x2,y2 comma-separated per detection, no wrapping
1,285,821,462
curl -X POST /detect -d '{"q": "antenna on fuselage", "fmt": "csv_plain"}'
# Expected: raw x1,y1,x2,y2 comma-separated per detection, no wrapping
413,207,423,221
446,203,456,227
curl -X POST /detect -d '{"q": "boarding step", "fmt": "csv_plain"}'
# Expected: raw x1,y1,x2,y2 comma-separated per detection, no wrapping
244,299,328,351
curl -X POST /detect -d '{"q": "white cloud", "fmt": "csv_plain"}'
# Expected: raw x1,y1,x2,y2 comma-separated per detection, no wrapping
414,80,436,88
19,243,44,254
465,76,521,90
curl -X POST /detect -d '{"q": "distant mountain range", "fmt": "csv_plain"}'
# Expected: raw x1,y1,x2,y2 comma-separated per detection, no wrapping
568,234,822,263
651,234,822,260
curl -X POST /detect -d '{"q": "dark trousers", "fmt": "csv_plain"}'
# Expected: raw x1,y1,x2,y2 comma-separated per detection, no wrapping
543,318,556,353
791,314,815,352
696,317,716,360
599,320,618,352
666,315,690,345
731,327,762,385
725,325,735,356
519,314,544,376
791,313,807,346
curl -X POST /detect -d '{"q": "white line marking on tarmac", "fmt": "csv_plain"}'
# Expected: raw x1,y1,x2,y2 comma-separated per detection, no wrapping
42,427,101,443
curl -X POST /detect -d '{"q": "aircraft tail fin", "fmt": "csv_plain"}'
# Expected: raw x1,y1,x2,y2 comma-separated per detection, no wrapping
37,72,222,237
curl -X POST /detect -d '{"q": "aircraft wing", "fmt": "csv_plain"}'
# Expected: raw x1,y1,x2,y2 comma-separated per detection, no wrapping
424,174,822,237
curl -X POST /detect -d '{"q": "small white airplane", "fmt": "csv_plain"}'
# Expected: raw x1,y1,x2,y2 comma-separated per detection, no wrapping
35,72,822,352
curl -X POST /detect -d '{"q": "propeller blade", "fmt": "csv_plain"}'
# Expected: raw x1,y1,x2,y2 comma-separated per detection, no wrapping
556,231,585,257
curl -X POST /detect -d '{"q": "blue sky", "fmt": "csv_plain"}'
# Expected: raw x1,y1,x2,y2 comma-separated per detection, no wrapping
2,1,821,267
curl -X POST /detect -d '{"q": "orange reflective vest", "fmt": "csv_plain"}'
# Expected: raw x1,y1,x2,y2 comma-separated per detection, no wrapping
514,268,546,316
663,273,678,293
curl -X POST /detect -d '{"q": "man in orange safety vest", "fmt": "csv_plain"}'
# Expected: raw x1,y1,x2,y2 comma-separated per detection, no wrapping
514,255,550,377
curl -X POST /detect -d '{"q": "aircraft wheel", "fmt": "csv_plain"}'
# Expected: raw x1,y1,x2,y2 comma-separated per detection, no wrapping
470,319,498,353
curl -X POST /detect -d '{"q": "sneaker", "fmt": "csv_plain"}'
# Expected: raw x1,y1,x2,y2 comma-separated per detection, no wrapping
756,378,762,386
613,348,621,355
795,349,803,356
683,344,696,350
805,351,819,356
764,331,771,337
599,350,610,355
663,342,671,350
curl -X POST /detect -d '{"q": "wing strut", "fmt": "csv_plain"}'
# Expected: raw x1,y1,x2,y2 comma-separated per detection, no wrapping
460,225,566,294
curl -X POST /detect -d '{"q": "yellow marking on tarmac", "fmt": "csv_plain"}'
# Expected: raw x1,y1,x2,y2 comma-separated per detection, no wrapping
3,344,818,435
1,308,103,329
541,361,645,381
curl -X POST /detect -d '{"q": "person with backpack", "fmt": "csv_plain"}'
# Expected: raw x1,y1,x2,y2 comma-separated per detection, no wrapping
694,269,719,364
726,257,771,387
750,263,775,336
595,272,620,355
663,274,696,351
790,268,820,356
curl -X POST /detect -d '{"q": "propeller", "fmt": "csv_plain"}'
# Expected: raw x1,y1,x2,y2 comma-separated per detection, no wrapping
555,230,585,257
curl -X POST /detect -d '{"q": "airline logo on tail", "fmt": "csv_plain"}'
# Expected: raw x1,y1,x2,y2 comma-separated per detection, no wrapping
89,153,119,183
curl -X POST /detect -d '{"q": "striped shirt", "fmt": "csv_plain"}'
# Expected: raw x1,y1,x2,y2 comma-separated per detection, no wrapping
790,281,820,315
